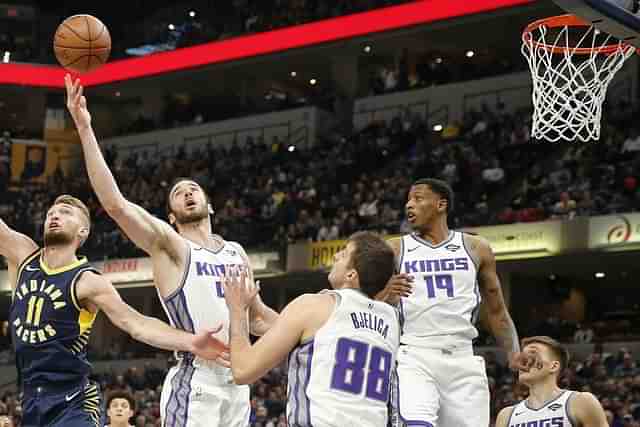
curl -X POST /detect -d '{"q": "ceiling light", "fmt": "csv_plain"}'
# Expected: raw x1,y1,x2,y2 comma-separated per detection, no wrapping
310,78,317,85
466,50,475,58
433,124,443,132
595,272,605,279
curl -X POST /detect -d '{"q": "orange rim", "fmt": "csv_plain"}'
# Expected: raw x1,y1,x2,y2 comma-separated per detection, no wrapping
522,14,634,55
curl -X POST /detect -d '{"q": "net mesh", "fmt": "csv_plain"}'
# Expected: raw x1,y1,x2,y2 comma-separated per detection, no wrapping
522,18,636,142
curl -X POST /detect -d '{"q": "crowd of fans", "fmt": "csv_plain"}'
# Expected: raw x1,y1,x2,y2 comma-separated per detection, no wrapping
3,344,640,426
0,101,555,265
497,101,640,224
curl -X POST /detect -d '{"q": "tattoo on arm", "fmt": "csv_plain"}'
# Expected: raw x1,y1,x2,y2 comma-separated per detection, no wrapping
493,310,520,355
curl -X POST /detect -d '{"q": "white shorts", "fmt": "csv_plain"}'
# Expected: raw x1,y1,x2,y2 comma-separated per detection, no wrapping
160,362,250,427
389,344,490,427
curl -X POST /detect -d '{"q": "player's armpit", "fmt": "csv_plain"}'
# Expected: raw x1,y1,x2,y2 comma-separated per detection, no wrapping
495,406,515,427
228,294,326,385
570,392,608,427
0,218,38,268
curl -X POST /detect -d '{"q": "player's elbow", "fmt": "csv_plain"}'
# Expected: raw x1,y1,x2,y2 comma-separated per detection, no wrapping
231,366,254,385
102,199,127,218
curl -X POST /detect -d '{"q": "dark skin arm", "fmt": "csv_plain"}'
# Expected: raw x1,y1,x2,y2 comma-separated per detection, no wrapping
466,234,534,371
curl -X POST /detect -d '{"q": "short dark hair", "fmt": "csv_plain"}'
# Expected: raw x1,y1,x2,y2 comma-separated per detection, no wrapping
165,177,210,216
348,231,395,299
522,336,570,375
106,390,136,412
412,178,454,212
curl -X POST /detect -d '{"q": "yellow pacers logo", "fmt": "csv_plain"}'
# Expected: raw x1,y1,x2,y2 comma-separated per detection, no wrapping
13,279,67,344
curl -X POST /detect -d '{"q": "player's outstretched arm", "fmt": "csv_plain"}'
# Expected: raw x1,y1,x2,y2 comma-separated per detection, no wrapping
76,271,230,363
223,273,319,384
495,406,515,427
375,237,413,304
471,235,525,370
65,74,180,256
0,218,38,270
571,392,608,427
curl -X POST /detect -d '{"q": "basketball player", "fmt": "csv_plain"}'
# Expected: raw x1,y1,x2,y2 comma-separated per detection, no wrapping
378,178,533,427
65,74,278,427
105,391,136,427
2,195,229,427
496,336,608,427
224,232,400,427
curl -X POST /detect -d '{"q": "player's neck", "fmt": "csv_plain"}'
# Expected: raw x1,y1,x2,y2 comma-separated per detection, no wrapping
527,379,563,409
416,218,449,245
42,245,78,270
178,219,216,248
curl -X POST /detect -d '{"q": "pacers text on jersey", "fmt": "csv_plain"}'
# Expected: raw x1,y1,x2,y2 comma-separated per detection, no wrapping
13,279,67,344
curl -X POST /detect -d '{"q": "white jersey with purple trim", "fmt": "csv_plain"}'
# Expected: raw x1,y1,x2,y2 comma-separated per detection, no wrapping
506,390,576,427
397,231,480,348
159,237,251,427
287,289,400,427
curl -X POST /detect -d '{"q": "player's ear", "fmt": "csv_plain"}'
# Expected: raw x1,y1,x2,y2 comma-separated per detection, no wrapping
550,360,560,373
78,226,89,242
168,212,176,225
437,198,448,212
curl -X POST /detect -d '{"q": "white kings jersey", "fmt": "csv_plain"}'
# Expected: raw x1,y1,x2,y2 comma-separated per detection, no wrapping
507,390,576,427
159,238,248,380
397,231,480,348
287,289,400,427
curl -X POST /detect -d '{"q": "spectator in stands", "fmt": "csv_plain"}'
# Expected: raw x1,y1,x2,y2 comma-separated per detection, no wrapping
615,352,639,378
573,323,595,344
106,391,136,427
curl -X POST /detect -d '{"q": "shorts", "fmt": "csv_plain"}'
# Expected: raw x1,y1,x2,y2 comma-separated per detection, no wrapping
160,360,250,427
21,381,102,427
389,344,490,427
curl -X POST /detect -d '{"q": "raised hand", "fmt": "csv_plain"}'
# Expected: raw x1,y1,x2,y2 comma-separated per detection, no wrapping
222,269,260,311
64,73,91,130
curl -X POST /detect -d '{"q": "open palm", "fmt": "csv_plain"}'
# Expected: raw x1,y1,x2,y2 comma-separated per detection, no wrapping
64,74,91,129
191,325,231,367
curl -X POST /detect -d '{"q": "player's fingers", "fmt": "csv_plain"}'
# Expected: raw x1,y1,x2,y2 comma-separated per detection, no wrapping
64,74,72,94
77,84,83,103
216,356,232,368
208,323,224,335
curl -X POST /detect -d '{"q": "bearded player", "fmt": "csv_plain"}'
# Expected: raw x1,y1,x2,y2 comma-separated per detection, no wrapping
65,75,278,427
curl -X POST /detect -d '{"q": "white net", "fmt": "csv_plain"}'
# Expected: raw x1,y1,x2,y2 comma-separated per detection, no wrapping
522,17,636,142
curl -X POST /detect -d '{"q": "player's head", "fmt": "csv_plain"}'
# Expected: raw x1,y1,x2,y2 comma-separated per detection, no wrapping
106,391,136,426
328,231,395,298
44,195,91,248
166,178,211,227
406,178,454,231
518,336,570,386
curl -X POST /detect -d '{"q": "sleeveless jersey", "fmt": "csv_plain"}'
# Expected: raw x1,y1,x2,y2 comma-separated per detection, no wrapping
507,390,576,427
287,289,400,427
9,249,98,388
159,238,248,378
397,231,480,347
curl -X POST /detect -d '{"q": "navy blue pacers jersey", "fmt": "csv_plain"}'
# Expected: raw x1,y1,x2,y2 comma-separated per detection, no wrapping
9,249,102,426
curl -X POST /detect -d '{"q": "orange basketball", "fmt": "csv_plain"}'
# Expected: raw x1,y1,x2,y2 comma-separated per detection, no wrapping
54,15,111,73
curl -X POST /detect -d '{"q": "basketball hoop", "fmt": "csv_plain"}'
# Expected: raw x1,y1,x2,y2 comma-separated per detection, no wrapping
522,14,637,142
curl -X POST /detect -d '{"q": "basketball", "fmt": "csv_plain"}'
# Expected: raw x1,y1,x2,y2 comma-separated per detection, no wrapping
54,15,111,74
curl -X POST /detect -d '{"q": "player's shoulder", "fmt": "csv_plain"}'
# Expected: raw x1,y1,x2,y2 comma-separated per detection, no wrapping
568,391,603,413
495,405,517,427
459,230,490,250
